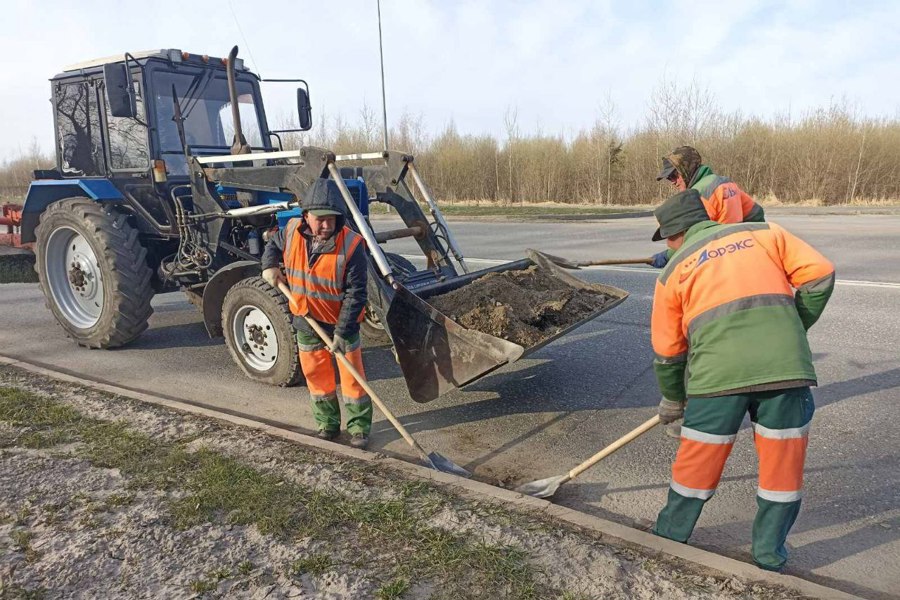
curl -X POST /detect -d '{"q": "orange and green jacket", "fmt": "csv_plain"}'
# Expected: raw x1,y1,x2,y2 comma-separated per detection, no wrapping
691,165,765,224
651,220,834,402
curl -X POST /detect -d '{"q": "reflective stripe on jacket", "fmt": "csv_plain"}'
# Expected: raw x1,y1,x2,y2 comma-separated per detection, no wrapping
651,220,834,401
283,221,366,325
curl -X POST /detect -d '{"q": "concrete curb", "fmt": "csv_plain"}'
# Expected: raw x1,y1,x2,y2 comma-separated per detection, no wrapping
0,355,862,600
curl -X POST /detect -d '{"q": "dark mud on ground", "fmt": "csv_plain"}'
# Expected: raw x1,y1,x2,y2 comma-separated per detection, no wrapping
429,266,615,346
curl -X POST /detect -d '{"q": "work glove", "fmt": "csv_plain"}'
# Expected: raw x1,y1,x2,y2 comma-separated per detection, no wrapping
262,267,284,287
650,250,670,269
658,397,685,424
332,332,351,355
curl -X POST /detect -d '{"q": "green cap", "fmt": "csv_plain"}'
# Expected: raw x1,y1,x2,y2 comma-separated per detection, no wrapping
652,189,709,241
307,208,342,217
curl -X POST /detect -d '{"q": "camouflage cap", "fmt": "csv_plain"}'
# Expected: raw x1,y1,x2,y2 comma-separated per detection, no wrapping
655,157,676,181
652,189,709,241
661,146,702,184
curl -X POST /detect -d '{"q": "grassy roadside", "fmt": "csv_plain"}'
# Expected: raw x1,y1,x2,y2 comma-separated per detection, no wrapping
0,386,544,598
0,372,807,600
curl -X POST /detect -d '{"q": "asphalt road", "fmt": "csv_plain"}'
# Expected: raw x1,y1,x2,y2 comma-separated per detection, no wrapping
3,211,898,599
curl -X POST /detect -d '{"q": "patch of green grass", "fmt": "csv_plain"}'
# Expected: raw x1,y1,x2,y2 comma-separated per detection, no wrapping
289,553,333,576
10,528,41,563
14,504,34,526
10,528,34,550
168,449,338,537
237,560,254,576
208,566,231,580
104,492,135,509
0,386,549,598
376,577,410,599
37,502,66,526
0,387,84,448
79,421,191,489
188,578,218,594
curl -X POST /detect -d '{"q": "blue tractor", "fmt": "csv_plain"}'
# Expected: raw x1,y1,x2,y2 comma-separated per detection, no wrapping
26,47,627,402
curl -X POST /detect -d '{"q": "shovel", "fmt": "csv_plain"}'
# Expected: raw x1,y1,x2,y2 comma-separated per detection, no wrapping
527,248,653,269
516,415,661,499
275,281,470,477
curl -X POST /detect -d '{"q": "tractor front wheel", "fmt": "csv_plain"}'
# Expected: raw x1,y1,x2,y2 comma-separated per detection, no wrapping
222,277,302,386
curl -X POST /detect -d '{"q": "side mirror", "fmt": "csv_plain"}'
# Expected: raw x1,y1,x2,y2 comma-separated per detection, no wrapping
297,87,312,131
103,63,136,118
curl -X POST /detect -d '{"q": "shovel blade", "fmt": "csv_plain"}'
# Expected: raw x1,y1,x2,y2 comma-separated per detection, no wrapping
427,452,471,478
526,248,581,269
514,475,569,499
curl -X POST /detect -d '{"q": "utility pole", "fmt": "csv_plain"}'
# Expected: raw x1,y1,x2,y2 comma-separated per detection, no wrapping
377,0,389,150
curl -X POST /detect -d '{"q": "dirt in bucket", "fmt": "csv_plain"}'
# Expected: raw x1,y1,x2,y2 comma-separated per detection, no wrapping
428,265,616,347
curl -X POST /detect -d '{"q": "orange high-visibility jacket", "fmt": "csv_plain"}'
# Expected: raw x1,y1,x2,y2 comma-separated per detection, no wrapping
283,222,366,325
651,221,834,401
692,171,764,224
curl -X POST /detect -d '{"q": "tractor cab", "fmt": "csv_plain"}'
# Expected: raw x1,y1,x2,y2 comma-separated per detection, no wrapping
29,49,308,241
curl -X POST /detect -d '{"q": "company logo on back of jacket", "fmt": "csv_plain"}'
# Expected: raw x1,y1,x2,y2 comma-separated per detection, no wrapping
678,238,755,283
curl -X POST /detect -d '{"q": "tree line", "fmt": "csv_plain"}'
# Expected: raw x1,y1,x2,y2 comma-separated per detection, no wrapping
3,83,897,206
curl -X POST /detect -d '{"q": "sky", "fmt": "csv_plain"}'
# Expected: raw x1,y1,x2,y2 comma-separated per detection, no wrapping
2,0,898,161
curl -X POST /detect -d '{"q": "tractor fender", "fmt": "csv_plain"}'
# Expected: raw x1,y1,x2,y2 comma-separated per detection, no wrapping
202,261,261,338
22,179,124,243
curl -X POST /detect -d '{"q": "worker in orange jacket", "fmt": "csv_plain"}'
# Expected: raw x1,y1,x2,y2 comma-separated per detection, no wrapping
261,179,372,448
651,145,765,269
649,189,834,572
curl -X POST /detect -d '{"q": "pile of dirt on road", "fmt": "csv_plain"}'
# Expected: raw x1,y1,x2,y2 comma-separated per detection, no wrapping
0,250,37,284
429,265,616,346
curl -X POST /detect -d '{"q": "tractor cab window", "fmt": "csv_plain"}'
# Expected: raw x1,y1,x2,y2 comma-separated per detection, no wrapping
104,79,150,170
56,81,104,176
219,94,264,148
151,69,264,174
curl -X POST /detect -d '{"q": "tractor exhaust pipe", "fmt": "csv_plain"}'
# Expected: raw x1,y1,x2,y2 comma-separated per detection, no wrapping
226,46,251,155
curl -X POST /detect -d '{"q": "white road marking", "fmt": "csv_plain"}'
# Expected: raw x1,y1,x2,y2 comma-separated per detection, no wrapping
399,255,900,289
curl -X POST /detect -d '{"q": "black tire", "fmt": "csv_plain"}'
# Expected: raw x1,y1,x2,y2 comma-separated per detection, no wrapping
385,252,417,278
361,252,417,345
34,197,153,348
221,276,302,386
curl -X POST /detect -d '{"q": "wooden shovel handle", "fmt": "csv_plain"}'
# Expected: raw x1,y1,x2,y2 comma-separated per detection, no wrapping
582,257,654,266
566,415,662,481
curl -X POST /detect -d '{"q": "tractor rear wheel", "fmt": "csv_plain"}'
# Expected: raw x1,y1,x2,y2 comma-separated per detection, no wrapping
34,197,154,348
222,276,302,386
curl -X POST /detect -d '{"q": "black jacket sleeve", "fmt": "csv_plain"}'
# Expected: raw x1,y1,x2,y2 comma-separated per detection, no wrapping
335,242,368,337
260,228,286,270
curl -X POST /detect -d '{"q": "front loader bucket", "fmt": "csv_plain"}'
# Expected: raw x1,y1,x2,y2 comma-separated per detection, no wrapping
386,253,628,403
387,283,525,402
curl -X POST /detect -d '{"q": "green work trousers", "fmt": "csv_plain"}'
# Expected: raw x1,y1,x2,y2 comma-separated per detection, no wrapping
654,387,814,570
